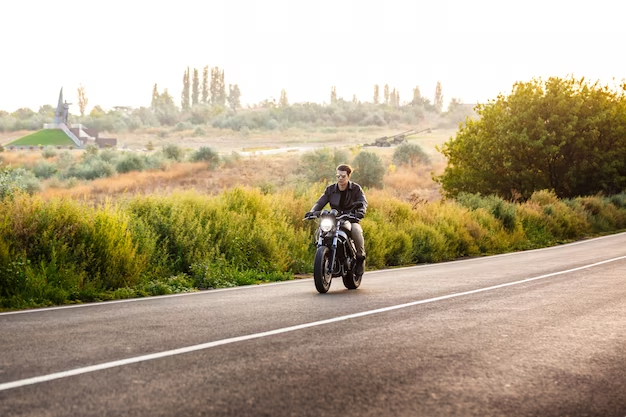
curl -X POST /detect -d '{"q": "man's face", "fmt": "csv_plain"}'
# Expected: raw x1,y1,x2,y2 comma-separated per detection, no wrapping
336,170,349,186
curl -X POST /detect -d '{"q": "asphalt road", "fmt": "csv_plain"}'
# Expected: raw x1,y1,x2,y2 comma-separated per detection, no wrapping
1,233,625,417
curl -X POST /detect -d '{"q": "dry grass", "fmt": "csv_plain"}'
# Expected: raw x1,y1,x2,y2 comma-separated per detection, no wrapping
384,162,446,203
3,126,456,202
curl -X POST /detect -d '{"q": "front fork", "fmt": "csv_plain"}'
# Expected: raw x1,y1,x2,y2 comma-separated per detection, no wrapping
318,221,341,275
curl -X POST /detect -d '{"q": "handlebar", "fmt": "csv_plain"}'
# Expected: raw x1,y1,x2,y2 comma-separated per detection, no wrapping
303,211,358,221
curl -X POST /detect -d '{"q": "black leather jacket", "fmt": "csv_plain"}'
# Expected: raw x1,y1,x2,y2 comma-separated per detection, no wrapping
310,181,368,222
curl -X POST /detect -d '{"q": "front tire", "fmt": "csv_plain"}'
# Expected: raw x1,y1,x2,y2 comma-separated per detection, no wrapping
313,246,333,293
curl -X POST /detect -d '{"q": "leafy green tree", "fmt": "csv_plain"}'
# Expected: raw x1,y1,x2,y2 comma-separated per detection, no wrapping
384,84,390,105
153,88,180,126
436,76,626,199
202,66,209,104
38,105,55,117
181,67,191,110
434,81,443,113
373,85,379,104
352,151,384,188
11,108,35,120
330,86,337,105
192,68,200,106
300,148,349,183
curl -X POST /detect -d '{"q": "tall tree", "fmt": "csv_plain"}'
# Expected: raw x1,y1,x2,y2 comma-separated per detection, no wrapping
411,86,422,106
77,83,88,116
218,69,226,105
384,84,390,105
210,67,226,106
279,89,289,107
151,83,159,109
192,68,200,106
181,67,191,110
434,81,444,113
373,85,380,104
330,86,337,105
352,94,358,104
202,66,209,104
227,84,241,111
390,88,400,107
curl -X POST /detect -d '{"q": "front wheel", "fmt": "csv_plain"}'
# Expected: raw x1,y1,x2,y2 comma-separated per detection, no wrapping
313,246,333,293
342,266,361,290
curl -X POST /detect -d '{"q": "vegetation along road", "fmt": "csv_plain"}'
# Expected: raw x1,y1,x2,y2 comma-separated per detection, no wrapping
1,232,625,416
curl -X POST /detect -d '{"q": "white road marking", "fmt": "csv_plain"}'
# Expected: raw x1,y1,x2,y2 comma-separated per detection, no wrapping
1,255,624,392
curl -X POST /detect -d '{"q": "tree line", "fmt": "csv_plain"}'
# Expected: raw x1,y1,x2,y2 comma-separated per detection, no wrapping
0,67,458,133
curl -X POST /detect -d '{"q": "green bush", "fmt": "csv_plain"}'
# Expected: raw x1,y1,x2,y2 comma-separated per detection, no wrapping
115,152,146,173
68,159,116,180
190,146,220,168
32,161,58,179
392,143,431,167
300,148,349,183
351,151,384,188
162,144,185,161
41,147,57,159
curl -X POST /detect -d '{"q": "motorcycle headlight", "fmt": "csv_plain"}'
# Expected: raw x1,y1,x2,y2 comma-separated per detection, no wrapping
320,218,334,232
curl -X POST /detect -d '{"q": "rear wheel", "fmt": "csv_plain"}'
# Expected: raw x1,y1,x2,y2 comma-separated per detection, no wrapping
313,246,332,293
342,264,361,290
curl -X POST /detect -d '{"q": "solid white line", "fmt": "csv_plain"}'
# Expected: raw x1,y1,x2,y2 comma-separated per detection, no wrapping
2,231,624,316
1,255,624,392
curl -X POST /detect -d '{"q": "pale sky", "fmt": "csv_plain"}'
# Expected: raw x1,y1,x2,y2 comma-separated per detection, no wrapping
1,0,625,114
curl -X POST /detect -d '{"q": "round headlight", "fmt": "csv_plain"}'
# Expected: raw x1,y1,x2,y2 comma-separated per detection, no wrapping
320,218,333,232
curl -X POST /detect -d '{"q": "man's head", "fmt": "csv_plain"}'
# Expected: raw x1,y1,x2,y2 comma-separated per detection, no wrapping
336,164,353,188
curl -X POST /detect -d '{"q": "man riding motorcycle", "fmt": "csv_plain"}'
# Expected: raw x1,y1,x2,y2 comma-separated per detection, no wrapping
305,164,367,278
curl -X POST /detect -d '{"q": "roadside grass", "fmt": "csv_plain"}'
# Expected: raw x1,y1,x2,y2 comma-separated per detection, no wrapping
1,187,625,311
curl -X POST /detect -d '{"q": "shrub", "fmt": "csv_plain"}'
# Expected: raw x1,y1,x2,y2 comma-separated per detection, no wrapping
190,146,220,168
115,153,146,173
351,151,384,188
70,159,116,180
392,143,431,167
300,148,349,183
162,144,185,161
32,161,58,179
41,146,57,159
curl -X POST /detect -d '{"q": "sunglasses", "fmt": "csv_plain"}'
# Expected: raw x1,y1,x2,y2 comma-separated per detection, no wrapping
336,174,348,179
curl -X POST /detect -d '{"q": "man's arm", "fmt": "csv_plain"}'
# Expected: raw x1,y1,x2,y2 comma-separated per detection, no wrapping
310,187,331,212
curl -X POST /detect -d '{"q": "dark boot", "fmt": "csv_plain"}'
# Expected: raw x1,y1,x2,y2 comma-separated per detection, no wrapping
355,256,365,278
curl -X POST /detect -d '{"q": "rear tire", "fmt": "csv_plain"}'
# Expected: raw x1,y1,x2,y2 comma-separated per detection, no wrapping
342,266,361,290
313,246,332,293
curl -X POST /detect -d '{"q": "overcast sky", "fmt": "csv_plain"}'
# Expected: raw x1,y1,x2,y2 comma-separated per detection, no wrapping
1,0,625,113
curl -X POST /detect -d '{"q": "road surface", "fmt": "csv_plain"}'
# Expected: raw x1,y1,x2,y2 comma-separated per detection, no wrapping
1,233,625,416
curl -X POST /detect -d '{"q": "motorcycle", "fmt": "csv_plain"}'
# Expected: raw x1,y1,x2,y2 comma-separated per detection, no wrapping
304,209,362,293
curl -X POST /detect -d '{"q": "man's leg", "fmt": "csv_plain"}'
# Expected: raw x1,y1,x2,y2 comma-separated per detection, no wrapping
351,223,366,277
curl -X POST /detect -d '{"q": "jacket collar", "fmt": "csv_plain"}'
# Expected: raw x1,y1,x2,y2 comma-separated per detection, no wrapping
332,181,353,192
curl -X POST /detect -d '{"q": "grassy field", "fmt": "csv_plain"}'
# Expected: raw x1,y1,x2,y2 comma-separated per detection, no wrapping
0,125,457,203
6,129,76,147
